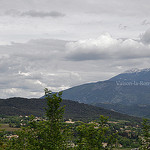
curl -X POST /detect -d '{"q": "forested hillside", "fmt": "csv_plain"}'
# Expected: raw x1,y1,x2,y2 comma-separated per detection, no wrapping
0,97,141,122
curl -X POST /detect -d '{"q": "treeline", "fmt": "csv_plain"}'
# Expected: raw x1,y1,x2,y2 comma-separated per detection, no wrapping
0,89,150,149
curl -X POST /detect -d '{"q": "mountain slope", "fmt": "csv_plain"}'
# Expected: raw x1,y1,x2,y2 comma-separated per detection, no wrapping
61,68,150,118
0,97,141,122
93,103,150,118
62,80,150,105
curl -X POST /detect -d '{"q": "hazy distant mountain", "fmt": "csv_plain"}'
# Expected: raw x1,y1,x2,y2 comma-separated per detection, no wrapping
93,103,150,118
62,68,150,105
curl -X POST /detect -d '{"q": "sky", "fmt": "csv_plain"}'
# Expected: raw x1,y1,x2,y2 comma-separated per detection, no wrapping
0,0,150,98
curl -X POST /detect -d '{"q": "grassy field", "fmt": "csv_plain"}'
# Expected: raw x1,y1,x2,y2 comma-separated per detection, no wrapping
0,124,20,132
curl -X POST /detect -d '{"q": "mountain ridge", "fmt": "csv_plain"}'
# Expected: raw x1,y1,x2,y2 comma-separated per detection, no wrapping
0,97,141,122
110,68,150,82
60,68,150,118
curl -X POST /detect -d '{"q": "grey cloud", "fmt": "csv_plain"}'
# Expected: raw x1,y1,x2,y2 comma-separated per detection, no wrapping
1,0,150,46
2,0,150,98
66,49,110,61
66,33,150,61
141,19,150,26
118,24,127,30
2,39,67,61
140,29,150,44
1,33,150,98
0,39,76,98
21,10,65,18
67,53,102,61
5,9,65,18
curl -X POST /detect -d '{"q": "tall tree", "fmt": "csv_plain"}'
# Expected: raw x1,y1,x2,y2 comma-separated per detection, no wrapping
75,115,117,150
6,89,67,150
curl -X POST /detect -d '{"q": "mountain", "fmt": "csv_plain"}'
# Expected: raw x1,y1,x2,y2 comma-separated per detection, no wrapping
62,68,150,105
93,103,150,118
62,69,150,105
63,80,150,104
0,97,141,122
110,68,150,82
61,68,150,118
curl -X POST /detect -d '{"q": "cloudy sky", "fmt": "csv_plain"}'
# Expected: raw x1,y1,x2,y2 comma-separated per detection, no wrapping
0,0,150,98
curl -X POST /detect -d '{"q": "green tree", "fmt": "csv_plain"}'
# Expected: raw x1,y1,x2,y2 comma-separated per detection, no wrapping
75,115,117,150
5,89,67,150
3,89,119,150
140,119,150,150
0,128,6,150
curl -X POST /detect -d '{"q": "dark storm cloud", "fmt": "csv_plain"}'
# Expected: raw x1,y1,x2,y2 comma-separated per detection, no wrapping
5,9,65,18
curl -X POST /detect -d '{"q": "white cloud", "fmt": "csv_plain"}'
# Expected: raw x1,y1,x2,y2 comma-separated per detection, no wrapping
1,0,150,98
66,32,150,61
1,30,150,98
0,0,150,44
18,71,31,77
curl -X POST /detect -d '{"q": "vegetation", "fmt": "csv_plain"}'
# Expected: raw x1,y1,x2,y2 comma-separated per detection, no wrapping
0,97,142,122
140,119,150,149
0,89,149,149
74,115,117,149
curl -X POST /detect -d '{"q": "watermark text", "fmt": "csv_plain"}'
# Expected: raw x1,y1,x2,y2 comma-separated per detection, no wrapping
116,81,150,86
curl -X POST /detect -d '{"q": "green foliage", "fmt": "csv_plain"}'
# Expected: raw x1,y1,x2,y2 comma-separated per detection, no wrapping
140,119,150,150
74,115,117,150
0,97,142,122
5,89,68,150
0,128,6,150
1,89,145,150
